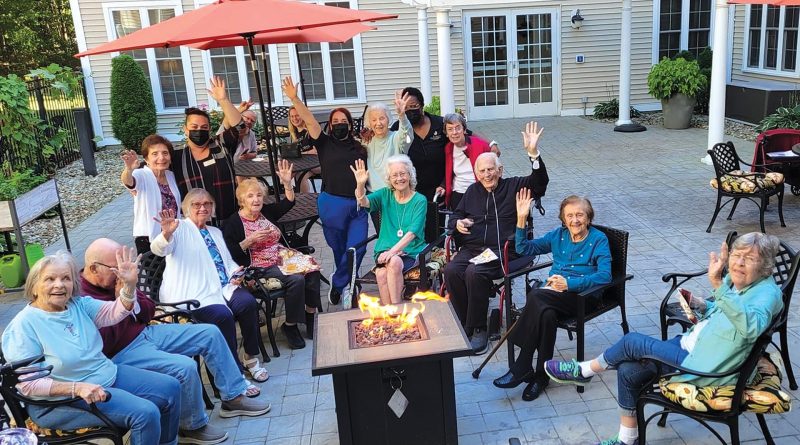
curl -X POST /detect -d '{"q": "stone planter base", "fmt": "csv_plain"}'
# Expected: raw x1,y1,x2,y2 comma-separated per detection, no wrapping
662,93,696,129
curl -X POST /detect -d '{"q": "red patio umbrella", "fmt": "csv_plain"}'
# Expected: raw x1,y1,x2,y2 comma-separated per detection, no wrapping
75,0,395,194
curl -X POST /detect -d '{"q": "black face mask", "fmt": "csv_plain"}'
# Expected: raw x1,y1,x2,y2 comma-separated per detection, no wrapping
405,109,423,126
188,129,211,146
331,123,350,140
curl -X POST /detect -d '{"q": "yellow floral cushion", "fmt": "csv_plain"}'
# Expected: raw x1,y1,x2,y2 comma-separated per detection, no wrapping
401,247,447,281
260,277,283,291
710,170,784,193
22,417,100,437
659,353,792,414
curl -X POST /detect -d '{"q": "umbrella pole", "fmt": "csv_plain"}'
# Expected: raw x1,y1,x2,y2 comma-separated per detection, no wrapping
294,45,309,107
244,34,281,199
260,44,279,149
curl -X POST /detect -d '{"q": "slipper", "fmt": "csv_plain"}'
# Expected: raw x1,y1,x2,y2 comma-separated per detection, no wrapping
243,357,269,382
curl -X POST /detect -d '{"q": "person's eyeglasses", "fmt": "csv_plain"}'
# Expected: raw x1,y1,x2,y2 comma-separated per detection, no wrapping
729,252,759,265
93,262,117,270
446,126,464,134
191,201,214,209
390,171,409,179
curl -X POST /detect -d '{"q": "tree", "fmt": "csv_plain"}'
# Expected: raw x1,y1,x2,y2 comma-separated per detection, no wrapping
0,0,79,76
110,55,157,150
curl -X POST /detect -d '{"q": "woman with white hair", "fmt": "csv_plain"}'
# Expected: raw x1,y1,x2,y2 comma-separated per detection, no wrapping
361,92,413,190
351,154,428,305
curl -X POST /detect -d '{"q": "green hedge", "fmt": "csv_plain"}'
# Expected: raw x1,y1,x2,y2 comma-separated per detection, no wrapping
110,55,156,150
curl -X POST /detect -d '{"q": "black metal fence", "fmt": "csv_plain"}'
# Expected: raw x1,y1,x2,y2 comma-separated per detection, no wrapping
0,76,91,173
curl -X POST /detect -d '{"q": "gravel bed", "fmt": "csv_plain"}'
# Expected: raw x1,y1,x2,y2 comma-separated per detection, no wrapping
22,148,125,247
590,111,759,142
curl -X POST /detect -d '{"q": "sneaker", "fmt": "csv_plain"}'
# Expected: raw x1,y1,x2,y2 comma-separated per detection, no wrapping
596,435,638,445
220,396,271,418
178,424,228,444
469,327,489,355
327,270,340,305
281,322,306,349
342,284,352,308
544,359,593,386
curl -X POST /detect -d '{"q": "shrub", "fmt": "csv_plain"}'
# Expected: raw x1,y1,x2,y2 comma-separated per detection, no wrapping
0,169,47,200
424,95,441,115
110,55,156,150
755,105,800,133
592,98,641,120
647,57,708,101
694,47,713,114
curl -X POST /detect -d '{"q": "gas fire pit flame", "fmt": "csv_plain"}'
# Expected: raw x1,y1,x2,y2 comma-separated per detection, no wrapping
357,291,447,334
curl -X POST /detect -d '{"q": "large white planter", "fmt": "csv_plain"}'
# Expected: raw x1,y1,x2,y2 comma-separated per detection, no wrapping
662,93,696,129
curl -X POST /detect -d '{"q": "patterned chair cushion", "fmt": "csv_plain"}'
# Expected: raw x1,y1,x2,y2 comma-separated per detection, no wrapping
403,247,447,281
259,277,283,291
21,417,100,437
710,171,784,193
659,352,792,414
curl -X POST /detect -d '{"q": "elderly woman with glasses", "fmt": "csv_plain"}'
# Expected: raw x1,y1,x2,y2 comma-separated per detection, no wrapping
1,250,181,445
435,113,499,210
151,189,268,384
351,154,428,305
360,92,413,191
545,232,784,445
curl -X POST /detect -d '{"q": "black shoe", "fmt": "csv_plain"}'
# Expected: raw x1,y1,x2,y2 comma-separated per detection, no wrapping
305,312,315,339
281,323,306,349
328,287,341,305
522,378,549,402
493,369,534,389
469,328,489,355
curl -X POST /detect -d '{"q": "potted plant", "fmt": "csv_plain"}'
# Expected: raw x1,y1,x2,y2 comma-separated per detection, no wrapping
647,57,708,129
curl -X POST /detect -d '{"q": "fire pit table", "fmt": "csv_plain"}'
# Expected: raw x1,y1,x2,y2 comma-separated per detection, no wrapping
312,298,471,445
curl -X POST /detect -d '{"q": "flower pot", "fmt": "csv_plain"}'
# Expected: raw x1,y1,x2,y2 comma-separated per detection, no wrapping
661,93,696,129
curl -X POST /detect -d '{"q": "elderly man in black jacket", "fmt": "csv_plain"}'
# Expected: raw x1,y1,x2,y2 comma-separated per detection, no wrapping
444,121,549,354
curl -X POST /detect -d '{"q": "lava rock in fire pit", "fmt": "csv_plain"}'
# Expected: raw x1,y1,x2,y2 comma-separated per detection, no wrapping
353,319,423,348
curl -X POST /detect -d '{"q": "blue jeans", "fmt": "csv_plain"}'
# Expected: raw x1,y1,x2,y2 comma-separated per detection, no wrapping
112,324,248,430
193,287,261,370
318,192,368,291
28,364,180,445
600,333,688,413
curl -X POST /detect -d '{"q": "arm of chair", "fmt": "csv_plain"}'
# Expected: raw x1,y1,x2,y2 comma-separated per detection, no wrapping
148,296,200,314
415,233,447,291
659,268,709,333
294,246,315,255
576,273,634,298
346,234,380,292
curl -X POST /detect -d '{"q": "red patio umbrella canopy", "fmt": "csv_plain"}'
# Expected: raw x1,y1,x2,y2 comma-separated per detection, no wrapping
188,22,376,50
728,0,800,4
75,0,394,57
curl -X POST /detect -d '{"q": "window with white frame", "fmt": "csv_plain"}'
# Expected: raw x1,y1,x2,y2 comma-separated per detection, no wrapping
746,5,800,73
107,5,192,110
204,46,279,107
656,0,712,60
293,0,364,103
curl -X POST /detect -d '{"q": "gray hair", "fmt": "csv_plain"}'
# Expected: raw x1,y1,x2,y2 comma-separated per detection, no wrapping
181,188,216,217
384,154,417,191
366,103,392,126
475,152,503,169
731,232,781,278
24,251,80,303
443,113,467,131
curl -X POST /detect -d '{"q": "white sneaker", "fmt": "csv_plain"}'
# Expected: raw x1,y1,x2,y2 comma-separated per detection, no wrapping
342,284,352,308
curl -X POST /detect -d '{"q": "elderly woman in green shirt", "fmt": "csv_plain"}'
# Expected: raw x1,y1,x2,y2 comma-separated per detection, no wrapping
351,154,427,305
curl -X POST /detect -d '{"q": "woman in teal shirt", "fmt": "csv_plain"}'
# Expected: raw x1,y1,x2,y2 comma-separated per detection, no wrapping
493,192,612,403
352,154,427,305
545,232,783,445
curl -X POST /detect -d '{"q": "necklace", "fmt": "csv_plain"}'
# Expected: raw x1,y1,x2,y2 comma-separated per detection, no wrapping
395,190,410,237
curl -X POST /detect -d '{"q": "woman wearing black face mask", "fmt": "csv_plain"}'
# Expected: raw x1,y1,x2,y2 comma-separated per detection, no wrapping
281,77,368,307
171,76,243,226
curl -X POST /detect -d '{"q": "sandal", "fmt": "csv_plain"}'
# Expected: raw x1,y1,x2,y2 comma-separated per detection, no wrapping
243,357,269,382
242,378,261,398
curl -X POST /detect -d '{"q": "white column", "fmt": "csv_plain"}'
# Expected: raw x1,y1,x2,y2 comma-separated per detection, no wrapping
616,0,633,126
436,8,455,115
417,7,433,102
705,0,730,163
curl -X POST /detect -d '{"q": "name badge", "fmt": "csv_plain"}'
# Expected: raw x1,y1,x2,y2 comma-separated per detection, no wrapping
202,158,216,167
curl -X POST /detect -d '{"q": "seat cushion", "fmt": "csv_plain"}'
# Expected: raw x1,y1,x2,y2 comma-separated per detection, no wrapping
23,417,101,437
659,352,792,414
259,277,283,291
403,247,447,281
710,170,784,193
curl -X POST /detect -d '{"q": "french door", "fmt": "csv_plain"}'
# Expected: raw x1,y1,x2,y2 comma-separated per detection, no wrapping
465,9,560,119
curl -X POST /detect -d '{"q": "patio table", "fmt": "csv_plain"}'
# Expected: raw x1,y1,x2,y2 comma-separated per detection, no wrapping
235,154,320,192
266,192,319,248
766,151,800,195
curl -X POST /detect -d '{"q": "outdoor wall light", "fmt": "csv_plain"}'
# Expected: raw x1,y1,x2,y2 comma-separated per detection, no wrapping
571,9,584,29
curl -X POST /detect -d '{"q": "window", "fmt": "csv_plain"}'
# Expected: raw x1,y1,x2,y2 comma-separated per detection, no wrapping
106,4,193,111
746,5,800,73
209,47,242,104
203,45,280,107
291,0,365,104
655,0,712,60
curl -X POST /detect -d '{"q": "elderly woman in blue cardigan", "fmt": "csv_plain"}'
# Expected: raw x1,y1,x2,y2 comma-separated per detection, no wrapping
545,232,783,445
492,192,611,403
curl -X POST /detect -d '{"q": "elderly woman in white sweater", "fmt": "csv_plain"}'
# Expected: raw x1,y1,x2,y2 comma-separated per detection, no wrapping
151,189,268,383
121,134,182,254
